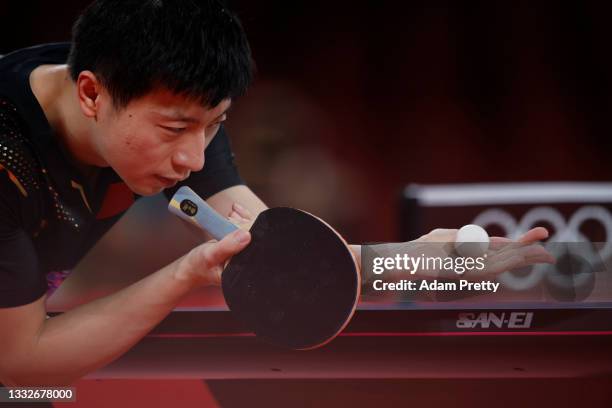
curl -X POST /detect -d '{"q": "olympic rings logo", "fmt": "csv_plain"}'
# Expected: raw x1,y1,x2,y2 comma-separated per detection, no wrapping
472,205,612,291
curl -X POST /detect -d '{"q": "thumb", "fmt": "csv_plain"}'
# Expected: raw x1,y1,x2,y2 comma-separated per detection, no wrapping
198,229,251,270
179,229,252,286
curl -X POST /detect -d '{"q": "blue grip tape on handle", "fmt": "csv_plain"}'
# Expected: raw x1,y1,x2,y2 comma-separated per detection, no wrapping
168,186,239,240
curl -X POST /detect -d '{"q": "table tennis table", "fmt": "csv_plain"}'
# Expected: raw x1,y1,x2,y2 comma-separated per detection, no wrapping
46,183,612,379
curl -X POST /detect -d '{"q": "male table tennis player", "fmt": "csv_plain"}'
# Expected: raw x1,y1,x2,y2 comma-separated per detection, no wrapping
0,0,553,385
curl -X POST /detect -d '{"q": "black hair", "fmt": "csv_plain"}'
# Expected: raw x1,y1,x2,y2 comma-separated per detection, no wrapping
68,0,253,108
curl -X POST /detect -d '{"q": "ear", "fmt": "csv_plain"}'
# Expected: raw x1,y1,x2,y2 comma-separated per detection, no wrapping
76,71,103,119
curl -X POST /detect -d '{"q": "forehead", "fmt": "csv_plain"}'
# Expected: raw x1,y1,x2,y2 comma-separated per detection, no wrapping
124,88,231,120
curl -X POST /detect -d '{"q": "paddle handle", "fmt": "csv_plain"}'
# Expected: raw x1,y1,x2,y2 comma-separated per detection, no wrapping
168,186,238,240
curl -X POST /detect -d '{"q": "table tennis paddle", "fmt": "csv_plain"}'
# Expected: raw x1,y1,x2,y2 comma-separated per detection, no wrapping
168,186,360,350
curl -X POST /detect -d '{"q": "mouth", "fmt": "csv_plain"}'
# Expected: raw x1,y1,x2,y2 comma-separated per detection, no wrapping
154,175,181,188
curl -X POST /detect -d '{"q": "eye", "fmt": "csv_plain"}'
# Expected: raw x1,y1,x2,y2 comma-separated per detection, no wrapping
160,126,187,134
206,122,223,138
208,114,227,130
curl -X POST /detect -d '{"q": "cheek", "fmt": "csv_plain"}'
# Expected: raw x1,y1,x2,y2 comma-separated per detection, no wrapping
125,123,164,153
110,125,167,173
121,130,152,155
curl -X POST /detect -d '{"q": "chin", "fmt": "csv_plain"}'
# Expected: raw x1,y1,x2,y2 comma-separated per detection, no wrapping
124,181,163,196
137,186,165,196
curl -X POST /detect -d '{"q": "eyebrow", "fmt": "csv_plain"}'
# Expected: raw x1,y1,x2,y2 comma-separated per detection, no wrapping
158,104,232,123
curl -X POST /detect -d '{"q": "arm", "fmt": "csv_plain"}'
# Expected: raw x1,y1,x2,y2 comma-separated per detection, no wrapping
0,228,250,386
360,228,554,283
206,184,268,219
206,185,364,269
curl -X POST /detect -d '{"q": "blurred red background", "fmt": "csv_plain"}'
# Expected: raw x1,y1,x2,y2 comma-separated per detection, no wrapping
1,1,611,241
2,3,612,407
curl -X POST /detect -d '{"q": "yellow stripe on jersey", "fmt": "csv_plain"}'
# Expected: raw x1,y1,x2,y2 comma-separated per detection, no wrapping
0,164,28,197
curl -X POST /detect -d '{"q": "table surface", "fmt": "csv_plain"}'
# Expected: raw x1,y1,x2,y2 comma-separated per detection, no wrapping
71,305,612,380
44,194,612,379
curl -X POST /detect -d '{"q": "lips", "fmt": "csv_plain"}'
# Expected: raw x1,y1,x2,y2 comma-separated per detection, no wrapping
155,175,181,187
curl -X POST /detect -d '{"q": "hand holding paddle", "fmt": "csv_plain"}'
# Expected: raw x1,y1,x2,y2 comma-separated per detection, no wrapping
169,186,360,350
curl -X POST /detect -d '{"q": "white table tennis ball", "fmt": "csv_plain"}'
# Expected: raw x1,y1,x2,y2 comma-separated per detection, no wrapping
454,224,490,258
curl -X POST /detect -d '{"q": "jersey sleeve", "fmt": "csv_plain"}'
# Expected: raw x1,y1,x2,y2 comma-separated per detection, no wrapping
163,125,245,201
0,99,47,307
0,171,47,307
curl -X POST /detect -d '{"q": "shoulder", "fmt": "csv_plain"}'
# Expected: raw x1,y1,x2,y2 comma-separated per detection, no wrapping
0,97,44,198
0,43,71,73
0,98,23,133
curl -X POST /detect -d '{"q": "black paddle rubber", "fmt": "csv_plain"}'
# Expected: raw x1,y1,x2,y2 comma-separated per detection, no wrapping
222,207,359,350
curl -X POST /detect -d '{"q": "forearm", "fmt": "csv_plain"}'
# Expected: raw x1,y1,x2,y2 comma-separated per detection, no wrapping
6,255,194,385
207,185,268,219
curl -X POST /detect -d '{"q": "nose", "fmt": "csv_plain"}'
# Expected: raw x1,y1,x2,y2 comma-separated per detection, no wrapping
172,132,206,173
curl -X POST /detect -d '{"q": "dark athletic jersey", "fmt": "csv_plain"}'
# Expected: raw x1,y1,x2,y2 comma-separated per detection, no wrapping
0,43,244,307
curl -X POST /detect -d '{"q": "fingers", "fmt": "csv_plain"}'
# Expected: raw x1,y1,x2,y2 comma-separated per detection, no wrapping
232,202,252,220
485,243,555,275
518,227,549,243
229,203,253,228
492,242,555,264
189,229,251,285
228,210,245,224
485,254,525,275
489,227,549,251
207,229,251,266
489,236,513,250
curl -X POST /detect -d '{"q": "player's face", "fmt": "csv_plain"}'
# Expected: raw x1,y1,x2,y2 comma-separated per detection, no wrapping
95,89,230,196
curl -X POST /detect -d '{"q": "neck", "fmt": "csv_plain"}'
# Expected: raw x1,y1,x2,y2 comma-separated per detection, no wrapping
30,65,107,168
